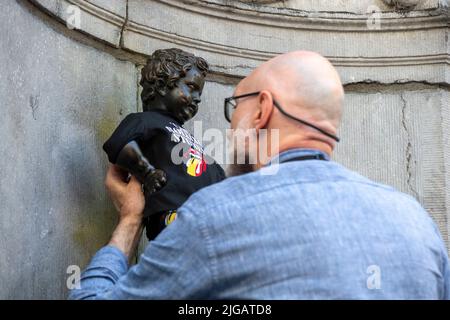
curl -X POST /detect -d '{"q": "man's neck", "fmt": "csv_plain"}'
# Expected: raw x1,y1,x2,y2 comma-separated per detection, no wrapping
254,136,333,170
279,140,332,157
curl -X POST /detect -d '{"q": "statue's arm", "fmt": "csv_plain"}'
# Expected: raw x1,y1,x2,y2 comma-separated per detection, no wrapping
115,140,166,193
115,140,154,182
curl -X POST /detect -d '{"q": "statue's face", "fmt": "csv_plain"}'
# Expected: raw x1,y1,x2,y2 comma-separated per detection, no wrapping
161,67,205,123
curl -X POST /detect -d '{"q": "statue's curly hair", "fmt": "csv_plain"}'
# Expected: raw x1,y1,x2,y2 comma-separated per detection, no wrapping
140,48,209,110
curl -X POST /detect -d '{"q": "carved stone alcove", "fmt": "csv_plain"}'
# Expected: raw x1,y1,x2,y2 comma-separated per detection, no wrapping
24,0,450,227
1,0,448,300
2,0,450,301
26,0,450,246
29,0,449,85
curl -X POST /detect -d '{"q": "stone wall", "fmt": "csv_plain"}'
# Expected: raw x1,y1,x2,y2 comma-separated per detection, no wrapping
0,0,448,299
0,0,139,299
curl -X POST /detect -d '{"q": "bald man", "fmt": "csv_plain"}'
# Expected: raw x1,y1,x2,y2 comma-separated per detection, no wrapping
70,51,450,300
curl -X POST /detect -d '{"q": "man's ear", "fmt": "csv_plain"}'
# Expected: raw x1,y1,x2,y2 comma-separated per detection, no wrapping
254,90,274,131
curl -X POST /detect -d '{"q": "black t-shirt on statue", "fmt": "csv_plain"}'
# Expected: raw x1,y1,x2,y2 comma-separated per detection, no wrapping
103,110,226,217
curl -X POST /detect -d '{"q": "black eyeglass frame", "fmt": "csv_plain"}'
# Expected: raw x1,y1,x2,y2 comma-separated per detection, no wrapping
224,91,340,142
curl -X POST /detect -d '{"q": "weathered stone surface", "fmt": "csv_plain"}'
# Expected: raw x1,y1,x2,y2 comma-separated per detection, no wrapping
27,0,449,84
85,0,127,16
0,1,137,299
382,0,422,10
248,0,440,12
124,0,449,84
30,0,126,47
334,89,449,242
442,90,450,243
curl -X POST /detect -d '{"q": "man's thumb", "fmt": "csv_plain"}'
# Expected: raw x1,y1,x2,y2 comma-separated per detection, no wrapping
128,176,143,192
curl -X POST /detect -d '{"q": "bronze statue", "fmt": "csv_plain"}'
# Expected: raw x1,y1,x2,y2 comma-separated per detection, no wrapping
103,48,225,240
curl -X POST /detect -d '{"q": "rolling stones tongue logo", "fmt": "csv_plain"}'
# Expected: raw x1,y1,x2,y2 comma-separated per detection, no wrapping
184,148,207,177
165,122,207,177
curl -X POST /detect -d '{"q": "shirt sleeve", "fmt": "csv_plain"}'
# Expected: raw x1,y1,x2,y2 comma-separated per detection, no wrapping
430,220,450,300
68,206,216,300
102,113,160,164
443,254,450,300
68,245,128,300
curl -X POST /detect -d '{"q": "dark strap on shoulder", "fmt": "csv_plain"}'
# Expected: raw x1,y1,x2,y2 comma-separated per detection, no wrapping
280,154,327,164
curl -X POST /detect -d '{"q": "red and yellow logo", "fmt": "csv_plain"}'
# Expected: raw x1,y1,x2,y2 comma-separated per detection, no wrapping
164,211,177,226
185,148,207,177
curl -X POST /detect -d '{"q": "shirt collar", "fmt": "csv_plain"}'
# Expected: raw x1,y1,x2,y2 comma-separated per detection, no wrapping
266,148,330,167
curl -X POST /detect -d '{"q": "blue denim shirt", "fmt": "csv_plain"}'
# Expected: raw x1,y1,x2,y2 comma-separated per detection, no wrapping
69,148,450,299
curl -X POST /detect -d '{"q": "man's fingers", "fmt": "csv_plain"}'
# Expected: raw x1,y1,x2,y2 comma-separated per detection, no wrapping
106,164,147,197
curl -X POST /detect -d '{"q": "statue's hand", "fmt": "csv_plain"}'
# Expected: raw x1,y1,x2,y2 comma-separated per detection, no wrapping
143,169,167,194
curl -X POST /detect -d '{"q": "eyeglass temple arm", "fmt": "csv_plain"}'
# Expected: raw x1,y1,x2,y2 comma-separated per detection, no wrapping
274,101,340,143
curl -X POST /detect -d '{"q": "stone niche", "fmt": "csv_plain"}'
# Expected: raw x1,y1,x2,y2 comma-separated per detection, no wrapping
27,0,450,246
10,0,448,300
23,0,449,252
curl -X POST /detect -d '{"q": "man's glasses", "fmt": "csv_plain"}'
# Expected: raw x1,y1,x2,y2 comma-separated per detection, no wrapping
224,91,340,142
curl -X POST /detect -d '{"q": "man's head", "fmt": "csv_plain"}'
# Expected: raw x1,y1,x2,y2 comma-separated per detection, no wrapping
227,51,344,176
140,48,209,123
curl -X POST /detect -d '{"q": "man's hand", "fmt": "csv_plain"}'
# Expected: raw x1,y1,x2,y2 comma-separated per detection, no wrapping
105,164,145,222
105,165,145,259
